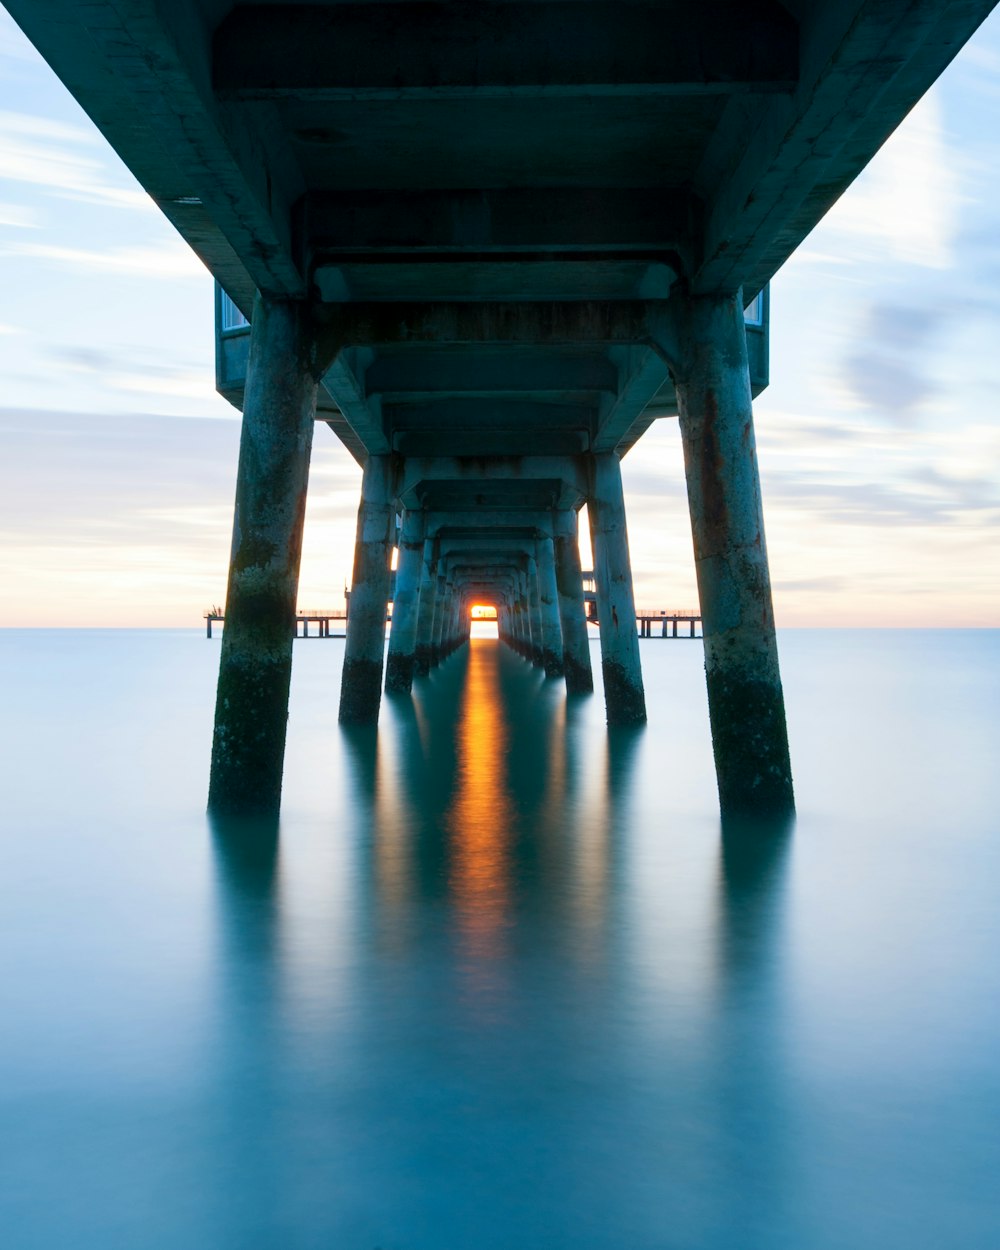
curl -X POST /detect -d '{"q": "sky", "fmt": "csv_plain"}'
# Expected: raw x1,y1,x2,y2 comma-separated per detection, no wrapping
1,5,998,628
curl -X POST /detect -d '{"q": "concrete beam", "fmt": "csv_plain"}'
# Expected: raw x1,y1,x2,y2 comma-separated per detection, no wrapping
302,188,700,256
7,0,305,302
317,301,676,352
695,0,995,294
364,351,618,400
214,3,798,100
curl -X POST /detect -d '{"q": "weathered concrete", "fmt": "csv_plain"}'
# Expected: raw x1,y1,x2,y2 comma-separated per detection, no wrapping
535,535,565,678
526,555,544,667
385,508,425,694
588,452,646,725
431,572,448,664
672,290,793,817
339,455,394,724
553,508,594,694
414,538,437,676
209,295,319,815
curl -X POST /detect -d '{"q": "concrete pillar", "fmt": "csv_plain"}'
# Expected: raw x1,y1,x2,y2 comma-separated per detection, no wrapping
339,455,394,724
535,534,564,677
385,508,424,694
553,509,594,694
672,290,793,817
209,295,318,816
526,555,543,667
432,572,447,663
414,538,437,676
588,452,646,725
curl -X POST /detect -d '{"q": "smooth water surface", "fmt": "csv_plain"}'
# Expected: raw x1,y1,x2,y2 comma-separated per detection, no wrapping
1,629,998,1248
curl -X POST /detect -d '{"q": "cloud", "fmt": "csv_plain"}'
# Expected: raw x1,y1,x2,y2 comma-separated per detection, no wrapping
5,239,204,279
0,13,44,65
841,301,944,419
0,199,36,227
819,89,960,270
0,109,153,212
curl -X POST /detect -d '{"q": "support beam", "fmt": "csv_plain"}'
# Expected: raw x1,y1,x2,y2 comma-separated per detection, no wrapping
672,290,793,816
214,3,798,100
553,509,594,694
339,455,394,723
588,452,646,725
209,295,318,815
303,188,699,254
385,507,424,694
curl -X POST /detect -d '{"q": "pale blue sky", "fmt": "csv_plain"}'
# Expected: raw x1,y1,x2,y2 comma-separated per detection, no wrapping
1,4,998,626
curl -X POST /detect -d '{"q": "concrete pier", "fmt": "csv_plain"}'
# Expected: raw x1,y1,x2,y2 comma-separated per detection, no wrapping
587,453,646,725
673,291,793,817
536,535,564,678
414,538,437,676
553,509,594,694
209,296,319,815
526,555,543,668
339,455,394,724
385,508,424,694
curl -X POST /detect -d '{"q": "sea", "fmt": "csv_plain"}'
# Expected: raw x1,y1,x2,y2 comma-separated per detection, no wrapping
1,627,998,1249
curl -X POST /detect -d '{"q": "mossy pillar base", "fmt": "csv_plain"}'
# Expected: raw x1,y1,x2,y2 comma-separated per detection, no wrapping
588,452,646,725
385,508,424,694
673,290,793,818
553,508,594,694
339,455,394,724
209,295,319,816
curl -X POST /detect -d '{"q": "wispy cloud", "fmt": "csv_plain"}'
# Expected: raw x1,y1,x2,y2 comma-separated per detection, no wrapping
819,89,961,270
6,239,204,279
0,109,154,211
0,198,36,227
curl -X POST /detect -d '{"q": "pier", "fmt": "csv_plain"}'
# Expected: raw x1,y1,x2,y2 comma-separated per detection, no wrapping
10,0,995,818
204,606,700,640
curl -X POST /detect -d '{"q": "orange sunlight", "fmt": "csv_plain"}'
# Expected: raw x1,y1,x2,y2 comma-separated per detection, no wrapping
446,641,512,963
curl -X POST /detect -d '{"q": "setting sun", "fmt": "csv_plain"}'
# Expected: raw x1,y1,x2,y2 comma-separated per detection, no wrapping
469,604,498,620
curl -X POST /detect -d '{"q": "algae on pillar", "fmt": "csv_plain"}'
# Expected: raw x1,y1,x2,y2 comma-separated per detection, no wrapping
209,295,320,815
385,508,424,694
588,452,646,725
339,455,394,724
672,290,793,817
553,508,594,694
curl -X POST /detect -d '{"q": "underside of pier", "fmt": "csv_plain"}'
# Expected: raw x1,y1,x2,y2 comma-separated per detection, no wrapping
10,0,996,815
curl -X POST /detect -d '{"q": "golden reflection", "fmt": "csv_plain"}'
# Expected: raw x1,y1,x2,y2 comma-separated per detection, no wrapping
446,640,514,960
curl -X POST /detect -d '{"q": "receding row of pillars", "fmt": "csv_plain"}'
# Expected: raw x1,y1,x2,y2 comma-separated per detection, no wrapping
208,289,793,822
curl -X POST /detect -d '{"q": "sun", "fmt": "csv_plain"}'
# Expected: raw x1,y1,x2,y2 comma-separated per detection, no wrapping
469,604,497,621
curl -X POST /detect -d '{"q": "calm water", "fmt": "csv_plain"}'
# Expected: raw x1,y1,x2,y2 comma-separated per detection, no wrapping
1,628,998,1248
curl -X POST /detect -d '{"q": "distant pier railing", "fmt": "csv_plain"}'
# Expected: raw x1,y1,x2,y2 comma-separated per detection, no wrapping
206,605,700,639
205,608,351,639
633,610,702,638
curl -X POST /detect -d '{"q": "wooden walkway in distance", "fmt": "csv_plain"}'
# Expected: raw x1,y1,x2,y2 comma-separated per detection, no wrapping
205,609,350,639
634,609,702,639
205,606,701,639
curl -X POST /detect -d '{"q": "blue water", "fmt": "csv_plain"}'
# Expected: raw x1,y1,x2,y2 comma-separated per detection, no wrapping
1,629,998,1248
